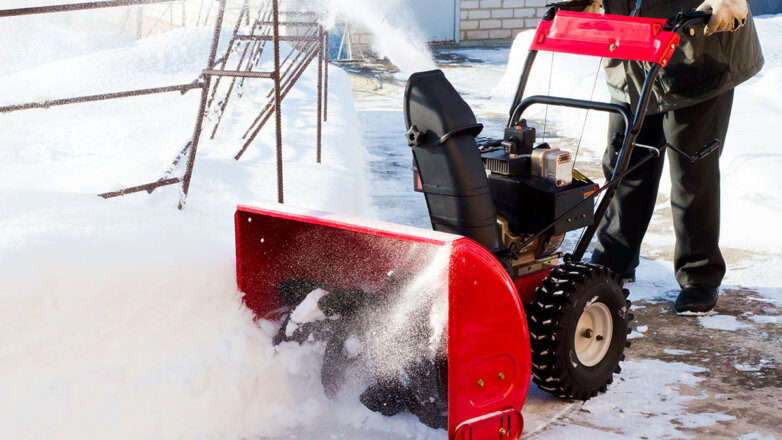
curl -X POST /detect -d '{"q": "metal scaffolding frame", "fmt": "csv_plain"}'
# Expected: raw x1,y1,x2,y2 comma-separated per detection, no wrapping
0,0,329,208
205,3,328,168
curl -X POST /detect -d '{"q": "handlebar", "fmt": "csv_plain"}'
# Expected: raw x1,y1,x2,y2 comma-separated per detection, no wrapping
666,10,712,34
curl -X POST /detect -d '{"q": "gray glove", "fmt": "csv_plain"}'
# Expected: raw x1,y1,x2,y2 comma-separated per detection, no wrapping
582,0,601,13
696,0,748,35
566,0,601,13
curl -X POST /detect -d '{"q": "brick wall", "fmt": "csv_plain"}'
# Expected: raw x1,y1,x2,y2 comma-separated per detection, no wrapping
460,0,547,42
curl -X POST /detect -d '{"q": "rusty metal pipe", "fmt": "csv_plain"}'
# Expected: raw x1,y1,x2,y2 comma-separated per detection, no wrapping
272,0,283,203
203,69,275,79
0,0,178,17
317,26,323,163
235,43,319,160
178,0,227,210
240,40,318,140
99,177,180,199
0,82,202,114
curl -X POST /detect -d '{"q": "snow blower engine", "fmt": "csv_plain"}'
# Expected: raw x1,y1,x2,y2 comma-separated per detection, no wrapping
234,7,721,440
406,74,595,279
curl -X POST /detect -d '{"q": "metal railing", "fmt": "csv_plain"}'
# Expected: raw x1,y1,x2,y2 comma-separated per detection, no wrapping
0,0,329,208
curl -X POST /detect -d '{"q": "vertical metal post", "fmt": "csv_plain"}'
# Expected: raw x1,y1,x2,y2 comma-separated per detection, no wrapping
178,0,227,210
316,26,323,163
273,0,284,203
507,50,538,127
323,29,328,122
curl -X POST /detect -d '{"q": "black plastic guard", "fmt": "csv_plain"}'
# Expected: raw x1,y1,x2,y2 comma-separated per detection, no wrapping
404,70,501,252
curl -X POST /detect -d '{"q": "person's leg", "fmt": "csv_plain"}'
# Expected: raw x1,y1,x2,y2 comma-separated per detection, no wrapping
663,89,733,312
591,104,666,278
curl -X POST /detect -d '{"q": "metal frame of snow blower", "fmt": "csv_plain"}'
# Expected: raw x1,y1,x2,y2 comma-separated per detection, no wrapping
506,9,719,263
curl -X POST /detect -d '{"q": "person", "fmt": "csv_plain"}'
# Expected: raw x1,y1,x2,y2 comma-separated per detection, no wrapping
580,0,764,314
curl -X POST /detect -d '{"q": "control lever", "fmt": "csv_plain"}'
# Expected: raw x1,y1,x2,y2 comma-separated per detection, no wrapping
633,140,721,162
667,139,722,162
668,10,714,35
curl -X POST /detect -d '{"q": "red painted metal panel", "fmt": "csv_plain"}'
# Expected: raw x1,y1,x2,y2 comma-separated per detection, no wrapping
234,205,531,439
235,204,449,317
530,11,681,65
453,409,523,440
448,238,531,438
513,267,552,305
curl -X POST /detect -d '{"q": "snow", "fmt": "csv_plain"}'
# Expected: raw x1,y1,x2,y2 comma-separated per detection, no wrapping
746,314,779,324
0,13,419,440
2,4,782,439
663,349,693,355
288,288,329,325
698,314,754,330
733,358,775,372
739,431,778,440
318,0,436,75
535,359,732,440
626,330,644,339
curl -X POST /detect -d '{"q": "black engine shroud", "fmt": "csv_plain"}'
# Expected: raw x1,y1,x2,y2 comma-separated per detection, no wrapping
404,70,594,245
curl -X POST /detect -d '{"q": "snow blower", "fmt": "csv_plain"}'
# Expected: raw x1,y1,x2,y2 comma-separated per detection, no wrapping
235,7,720,439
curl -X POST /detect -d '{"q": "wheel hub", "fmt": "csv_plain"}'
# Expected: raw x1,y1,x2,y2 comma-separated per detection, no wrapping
575,302,613,367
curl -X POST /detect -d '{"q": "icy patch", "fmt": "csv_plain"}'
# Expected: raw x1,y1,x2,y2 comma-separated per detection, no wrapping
538,359,733,439
747,314,779,325
534,424,627,439
738,431,777,440
677,310,717,317
698,315,753,331
674,412,735,428
663,349,693,355
734,363,761,372
627,330,644,339
734,358,775,372
636,325,648,333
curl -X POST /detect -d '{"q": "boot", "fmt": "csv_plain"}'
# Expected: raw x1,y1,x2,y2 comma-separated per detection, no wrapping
674,284,718,315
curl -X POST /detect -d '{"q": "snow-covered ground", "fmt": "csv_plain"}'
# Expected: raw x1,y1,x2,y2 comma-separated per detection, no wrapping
1,5,780,440
0,11,397,440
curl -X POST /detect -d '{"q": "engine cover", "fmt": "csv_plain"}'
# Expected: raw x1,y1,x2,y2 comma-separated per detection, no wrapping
485,167,595,236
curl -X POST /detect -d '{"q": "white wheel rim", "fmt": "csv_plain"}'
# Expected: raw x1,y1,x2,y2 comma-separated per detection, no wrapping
575,302,613,367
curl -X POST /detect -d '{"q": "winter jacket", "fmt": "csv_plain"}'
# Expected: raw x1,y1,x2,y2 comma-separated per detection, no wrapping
602,0,764,113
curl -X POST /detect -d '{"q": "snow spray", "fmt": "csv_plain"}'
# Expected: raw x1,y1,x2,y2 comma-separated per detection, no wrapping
315,0,437,74
360,244,450,376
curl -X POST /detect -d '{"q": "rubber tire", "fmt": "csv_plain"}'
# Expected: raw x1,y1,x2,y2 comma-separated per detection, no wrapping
526,262,633,400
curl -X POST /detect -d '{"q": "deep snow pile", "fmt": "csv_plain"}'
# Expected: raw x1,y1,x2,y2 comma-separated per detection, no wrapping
494,15,782,302
0,199,443,439
0,23,371,215
0,13,440,440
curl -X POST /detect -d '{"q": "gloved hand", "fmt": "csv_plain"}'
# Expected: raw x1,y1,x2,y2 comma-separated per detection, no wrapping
696,0,748,35
582,0,601,13
563,0,601,13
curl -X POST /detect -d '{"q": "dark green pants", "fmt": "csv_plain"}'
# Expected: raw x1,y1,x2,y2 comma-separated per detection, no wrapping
590,90,734,287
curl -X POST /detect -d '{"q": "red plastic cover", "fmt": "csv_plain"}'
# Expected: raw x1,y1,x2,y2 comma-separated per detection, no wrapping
530,11,681,65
